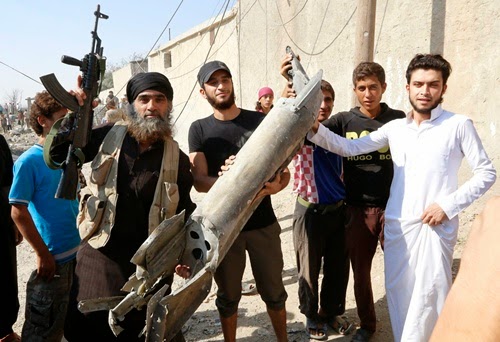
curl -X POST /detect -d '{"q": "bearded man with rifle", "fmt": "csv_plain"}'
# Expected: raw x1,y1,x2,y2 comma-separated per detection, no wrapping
42,6,195,341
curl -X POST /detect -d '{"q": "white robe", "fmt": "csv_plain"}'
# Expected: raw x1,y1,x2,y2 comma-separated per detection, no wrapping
308,105,496,341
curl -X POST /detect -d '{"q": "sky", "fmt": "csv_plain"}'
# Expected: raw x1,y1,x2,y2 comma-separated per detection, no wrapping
0,0,236,107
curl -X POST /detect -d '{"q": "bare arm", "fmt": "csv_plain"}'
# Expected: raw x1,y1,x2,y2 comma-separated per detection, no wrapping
282,51,317,142
430,196,500,341
280,54,297,99
189,151,217,193
256,167,291,199
175,162,291,281
2,185,22,245
11,204,56,280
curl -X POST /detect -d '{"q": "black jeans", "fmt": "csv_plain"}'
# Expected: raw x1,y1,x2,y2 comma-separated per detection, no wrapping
292,198,350,321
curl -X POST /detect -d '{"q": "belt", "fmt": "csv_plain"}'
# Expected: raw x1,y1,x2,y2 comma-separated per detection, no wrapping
297,196,344,214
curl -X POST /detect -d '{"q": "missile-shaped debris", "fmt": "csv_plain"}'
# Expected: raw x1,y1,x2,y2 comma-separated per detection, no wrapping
147,65,323,341
80,49,324,341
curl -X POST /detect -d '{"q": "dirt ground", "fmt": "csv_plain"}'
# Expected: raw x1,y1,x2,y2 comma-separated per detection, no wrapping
9,127,499,341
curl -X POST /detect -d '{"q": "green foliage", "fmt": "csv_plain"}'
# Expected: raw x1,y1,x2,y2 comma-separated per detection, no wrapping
100,70,114,91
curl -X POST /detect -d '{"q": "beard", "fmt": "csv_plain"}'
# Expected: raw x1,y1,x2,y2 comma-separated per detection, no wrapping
127,108,172,143
409,95,442,115
206,90,236,110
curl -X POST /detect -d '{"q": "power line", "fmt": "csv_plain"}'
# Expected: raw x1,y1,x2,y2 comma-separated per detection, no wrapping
165,0,228,74
138,0,185,71
171,0,259,128
306,0,331,69
280,0,310,26
168,0,257,81
174,0,232,125
113,0,186,96
375,0,389,53
275,3,357,56
0,60,42,85
168,0,230,73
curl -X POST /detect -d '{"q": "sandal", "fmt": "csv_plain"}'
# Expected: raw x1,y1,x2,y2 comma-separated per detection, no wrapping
241,282,258,295
328,316,354,335
306,318,327,341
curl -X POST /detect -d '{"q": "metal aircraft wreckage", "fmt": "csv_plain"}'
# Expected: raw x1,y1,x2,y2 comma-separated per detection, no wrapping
78,48,323,341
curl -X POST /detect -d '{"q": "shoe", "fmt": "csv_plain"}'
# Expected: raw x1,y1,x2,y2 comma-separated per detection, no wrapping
0,332,21,342
327,316,354,335
241,282,258,295
306,317,328,340
351,328,374,342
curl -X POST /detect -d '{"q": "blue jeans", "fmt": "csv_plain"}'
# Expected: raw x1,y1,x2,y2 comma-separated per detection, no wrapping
22,259,75,342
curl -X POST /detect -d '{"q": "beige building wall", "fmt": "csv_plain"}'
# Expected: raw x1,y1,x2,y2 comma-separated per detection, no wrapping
113,0,499,158
99,60,149,102
109,64,133,99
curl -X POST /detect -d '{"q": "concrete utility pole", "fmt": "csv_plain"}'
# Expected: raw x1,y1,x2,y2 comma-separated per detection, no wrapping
354,0,377,63
353,0,377,106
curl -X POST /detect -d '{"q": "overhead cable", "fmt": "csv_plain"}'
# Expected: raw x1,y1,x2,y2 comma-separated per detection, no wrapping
0,60,42,85
276,3,357,56
174,0,232,124
113,0,186,96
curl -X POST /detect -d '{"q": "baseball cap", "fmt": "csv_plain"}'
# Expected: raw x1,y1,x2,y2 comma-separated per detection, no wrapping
197,60,232,87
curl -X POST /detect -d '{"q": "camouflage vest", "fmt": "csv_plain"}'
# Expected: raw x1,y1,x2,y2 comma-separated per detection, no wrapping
77,121,180,248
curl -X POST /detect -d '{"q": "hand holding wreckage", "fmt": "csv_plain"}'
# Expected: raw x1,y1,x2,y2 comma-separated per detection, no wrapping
280,54,297,98
256,169,289,199
41,5,108,200
217,155,237,176
218,155,290,199
175,264,191,279
280,48,322,134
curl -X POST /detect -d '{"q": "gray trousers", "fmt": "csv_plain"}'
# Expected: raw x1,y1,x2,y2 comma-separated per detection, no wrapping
214,221,288,317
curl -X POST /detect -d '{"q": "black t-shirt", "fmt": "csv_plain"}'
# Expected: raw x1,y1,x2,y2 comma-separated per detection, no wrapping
189,109,277,231
323,103,406,207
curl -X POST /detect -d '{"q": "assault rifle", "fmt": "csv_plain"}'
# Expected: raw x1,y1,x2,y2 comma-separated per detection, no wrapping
41,5,108,200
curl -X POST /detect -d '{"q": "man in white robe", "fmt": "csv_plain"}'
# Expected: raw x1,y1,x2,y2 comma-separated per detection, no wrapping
307,54,496,342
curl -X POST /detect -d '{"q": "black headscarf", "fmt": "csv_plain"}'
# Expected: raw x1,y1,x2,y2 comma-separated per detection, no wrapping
126,72,173,104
